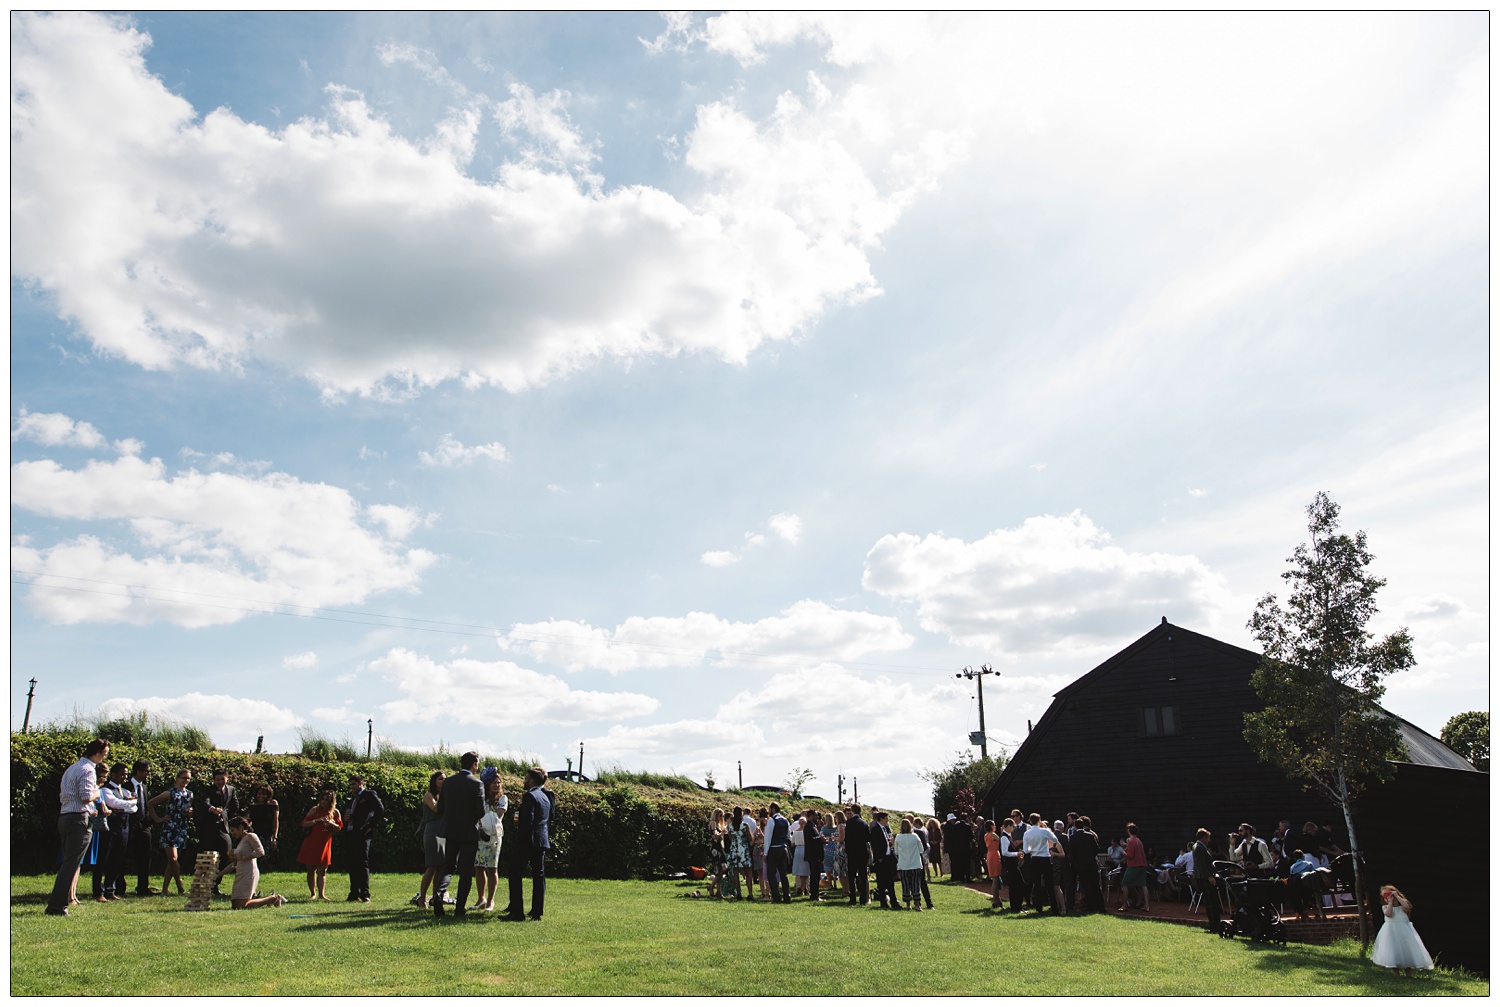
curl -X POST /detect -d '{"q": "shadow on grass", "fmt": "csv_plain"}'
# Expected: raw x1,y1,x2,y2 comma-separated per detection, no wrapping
1230,937,1479,996
283,908,473,931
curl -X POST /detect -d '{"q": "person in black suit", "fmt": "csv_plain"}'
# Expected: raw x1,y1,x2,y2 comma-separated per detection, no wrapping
343,774,386,902
1068,815,1104,913
842,805,871,906
433,753,485,919
126,759,155,895
503,767,553,920
946,814,974,884
870,811,899,909
196,768,239,895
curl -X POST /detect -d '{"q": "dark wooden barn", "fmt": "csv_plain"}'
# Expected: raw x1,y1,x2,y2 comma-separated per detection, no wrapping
981,618,1487,973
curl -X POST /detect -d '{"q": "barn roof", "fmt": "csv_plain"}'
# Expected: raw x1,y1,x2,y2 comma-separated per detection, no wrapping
986,619,1479,807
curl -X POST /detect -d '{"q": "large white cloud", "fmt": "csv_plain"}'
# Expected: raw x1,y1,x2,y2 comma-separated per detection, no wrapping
863,511,1231,655
98,692,302,750
500,599,913,673
10,12,932,397
371,648,659,727
11,432,435,626
581,662,1009,807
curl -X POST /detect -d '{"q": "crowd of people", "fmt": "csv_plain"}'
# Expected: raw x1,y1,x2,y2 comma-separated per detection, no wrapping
37,737,1436,975
42,739,554,922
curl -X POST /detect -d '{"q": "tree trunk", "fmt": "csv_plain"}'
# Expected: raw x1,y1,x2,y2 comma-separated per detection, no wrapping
1337,769,1370,952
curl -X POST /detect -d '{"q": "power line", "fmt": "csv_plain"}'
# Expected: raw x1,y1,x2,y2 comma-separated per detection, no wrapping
12,570,956,678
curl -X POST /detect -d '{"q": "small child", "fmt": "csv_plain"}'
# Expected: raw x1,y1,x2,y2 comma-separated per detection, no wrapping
1370,886,1433,978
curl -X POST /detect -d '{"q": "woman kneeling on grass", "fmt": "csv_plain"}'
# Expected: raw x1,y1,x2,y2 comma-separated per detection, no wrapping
224,817,285,909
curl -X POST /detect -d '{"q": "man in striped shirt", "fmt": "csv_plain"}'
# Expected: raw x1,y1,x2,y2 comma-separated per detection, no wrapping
47,738,110,916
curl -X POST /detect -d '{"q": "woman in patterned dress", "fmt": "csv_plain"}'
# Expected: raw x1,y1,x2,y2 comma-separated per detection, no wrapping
833,810,849,894
725,806,754,899
706,809,728,899
472,770,508,911
822,812,840,897
147,768,193,896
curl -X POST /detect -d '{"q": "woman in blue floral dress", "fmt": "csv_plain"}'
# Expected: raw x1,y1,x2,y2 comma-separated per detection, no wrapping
147,768,194,896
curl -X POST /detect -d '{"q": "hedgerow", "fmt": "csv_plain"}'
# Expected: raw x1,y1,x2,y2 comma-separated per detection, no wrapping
11,733,894,877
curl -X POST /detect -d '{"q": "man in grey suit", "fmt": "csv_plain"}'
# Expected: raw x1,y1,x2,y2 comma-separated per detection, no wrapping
503,767,553,921
432,752,485,920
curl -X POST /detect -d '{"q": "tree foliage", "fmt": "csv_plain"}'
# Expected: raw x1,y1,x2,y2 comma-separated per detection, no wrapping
1440,710,1489,771
920,750,1009,818
1243,492,1413,805
783,767,815,800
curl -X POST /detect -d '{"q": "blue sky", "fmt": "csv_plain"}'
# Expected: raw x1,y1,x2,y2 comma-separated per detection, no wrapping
10,12,1487,810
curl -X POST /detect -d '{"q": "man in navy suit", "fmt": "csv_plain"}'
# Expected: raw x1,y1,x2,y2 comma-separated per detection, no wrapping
343,774,386,902
503,767,553,921
870,811,899,909
433,753,485,919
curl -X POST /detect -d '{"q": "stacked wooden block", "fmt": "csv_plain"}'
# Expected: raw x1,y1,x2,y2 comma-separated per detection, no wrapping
184,851,219,911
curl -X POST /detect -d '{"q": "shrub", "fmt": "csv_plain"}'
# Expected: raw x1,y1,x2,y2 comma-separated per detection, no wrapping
11,733,924,878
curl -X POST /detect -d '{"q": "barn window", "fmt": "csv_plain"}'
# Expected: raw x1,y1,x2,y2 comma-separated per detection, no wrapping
1143,705,1180,738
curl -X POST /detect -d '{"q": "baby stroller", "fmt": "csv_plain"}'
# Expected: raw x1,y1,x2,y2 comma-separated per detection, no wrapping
1215,861,1288,946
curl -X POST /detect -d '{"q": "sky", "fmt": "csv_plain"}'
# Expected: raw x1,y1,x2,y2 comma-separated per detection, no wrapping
9,12,1488,811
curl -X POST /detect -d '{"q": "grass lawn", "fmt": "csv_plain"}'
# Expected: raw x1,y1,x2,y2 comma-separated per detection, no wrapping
10,873,1487,996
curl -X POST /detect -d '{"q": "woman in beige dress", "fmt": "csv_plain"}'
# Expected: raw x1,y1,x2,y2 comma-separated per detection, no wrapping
224,817,284,909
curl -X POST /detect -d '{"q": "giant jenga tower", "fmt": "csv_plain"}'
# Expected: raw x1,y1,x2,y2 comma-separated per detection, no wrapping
185,851,219,911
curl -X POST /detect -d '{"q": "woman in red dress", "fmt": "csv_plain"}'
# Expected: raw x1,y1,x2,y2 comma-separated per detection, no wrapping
296,789,341,901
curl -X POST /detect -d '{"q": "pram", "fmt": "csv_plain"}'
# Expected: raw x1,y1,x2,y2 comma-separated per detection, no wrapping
1214,861,1288,946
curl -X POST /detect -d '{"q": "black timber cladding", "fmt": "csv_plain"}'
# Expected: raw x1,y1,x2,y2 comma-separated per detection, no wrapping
989,621,1332,850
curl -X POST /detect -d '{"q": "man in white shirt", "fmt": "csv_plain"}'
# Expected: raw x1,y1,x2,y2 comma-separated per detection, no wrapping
96,762,138,901
1021,813,1058,913
47,739,110,915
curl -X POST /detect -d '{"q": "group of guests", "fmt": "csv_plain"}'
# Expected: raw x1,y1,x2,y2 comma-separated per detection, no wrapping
43,739,555,923
706,803,950,910
407,753,555,921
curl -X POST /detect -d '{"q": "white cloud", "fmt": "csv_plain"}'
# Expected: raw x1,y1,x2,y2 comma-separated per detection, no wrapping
418,433,508,468
12,408,106,449
98,692,301,748
11,449,436,626
703,512,805,565
501,599,913,673
768,512,802,544
581,661,988,809
1188,488,1207,498
11,12,929,397
283,651,318,670
863,511,1231,655
371,648,659,727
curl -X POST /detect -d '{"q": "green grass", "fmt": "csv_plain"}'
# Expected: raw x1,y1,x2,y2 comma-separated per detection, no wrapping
10,874,1486,996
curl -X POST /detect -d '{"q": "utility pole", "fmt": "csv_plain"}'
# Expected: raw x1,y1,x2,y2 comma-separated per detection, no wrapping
853,777,858,804
366,719,373,759
737,760,743,790
837,773,845,805
566,757,573,776
956,664,1000,759
21,678,37,734
255,735,264,754
579,742,585,780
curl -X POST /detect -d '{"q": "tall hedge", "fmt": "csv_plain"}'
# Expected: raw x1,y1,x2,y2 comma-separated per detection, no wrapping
10,733,883,878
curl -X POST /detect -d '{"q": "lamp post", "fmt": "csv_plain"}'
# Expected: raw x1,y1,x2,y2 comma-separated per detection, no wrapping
21,678,37,734
737,760,743,790
956,664,999,759
579,741,585,780
366,719,373,759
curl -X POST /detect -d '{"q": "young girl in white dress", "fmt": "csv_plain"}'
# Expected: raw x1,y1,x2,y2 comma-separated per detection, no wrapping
1371,885,1433,977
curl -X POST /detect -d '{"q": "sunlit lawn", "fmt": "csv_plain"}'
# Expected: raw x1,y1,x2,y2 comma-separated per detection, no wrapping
10,873,1486,996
